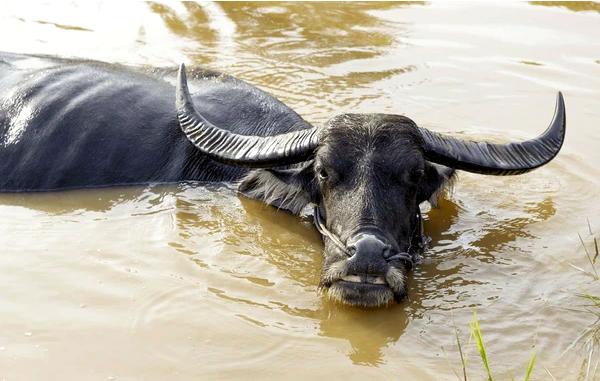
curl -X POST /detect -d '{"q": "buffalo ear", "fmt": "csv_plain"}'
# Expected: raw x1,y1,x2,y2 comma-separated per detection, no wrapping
417,162,456,207
238,161,318,214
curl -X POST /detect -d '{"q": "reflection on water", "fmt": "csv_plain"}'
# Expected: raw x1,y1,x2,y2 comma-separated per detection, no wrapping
319,303,408,366
149,2,217,59
172,186,407,366
148,2,421,119
471,197,555,257
0,181,559,369
531,1,600,13
410,195,557,314
1,2,600,380
218,2,400,66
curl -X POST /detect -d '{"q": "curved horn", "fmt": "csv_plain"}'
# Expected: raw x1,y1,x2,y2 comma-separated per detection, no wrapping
418,92,566,175
175,63,319,167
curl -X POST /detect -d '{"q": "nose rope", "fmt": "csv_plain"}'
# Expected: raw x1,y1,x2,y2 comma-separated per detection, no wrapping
312,206,415,269
313,206,353,257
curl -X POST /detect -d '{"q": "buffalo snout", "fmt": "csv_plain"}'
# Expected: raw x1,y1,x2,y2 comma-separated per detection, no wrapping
345,233,390,278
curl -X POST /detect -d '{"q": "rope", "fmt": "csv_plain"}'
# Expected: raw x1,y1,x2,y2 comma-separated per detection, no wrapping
313,206,352,257
312,205,416,269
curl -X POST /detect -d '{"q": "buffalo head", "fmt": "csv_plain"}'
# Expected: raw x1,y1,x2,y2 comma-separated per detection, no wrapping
175,64,566,308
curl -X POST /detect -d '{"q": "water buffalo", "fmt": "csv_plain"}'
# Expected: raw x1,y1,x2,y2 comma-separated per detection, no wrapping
0,52,565,307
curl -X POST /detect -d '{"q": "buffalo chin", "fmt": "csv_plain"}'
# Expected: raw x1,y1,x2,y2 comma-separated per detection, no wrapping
327,281,395,308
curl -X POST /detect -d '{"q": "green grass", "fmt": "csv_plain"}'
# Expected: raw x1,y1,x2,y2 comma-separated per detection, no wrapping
524,352,537,381
570,219,600,280
453,312,538,381
449,219,599,380
568,219,600,381
469,311,493,380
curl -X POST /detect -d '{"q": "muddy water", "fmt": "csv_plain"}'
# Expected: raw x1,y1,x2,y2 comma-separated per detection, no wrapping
1,2,599,380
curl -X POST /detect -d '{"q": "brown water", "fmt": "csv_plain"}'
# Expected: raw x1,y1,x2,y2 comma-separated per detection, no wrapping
1,2,600,380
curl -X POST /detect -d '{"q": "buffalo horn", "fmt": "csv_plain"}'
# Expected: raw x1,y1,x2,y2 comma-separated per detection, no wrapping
418,92,566,175
175,63,319,167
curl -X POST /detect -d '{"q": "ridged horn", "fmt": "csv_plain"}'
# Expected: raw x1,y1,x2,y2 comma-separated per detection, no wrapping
175,63,319,167
418,92,566,175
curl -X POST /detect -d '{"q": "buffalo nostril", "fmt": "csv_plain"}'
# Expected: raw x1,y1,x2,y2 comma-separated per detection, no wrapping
382,245,393,259
346,245,357,257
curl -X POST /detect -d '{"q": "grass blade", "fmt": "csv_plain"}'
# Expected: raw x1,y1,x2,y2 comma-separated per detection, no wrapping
455,327,468,381
543,366,558,381
579,233,599,278
524,351,536,381
469,311,493,381
569,262,600,280
585,343,594,381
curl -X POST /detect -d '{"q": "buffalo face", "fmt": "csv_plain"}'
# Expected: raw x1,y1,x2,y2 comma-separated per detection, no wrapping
239,114,455,307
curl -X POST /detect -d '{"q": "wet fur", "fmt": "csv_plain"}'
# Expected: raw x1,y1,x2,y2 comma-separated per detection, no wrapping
427,163,456,207
0,52,313,190
238,162,318,214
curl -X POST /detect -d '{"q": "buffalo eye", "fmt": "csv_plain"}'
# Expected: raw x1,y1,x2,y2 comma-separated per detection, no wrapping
408,168,425,184
317,167,329,181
